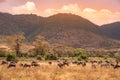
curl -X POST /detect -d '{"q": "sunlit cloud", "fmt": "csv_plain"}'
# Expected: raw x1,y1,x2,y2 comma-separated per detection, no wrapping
10,2,120,25
44,4,120,25
83,8,97,13
12,1,36,14
44,4,81,16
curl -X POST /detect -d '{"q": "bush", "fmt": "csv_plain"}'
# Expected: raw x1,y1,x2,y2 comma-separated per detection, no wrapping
36,55,42,61
72,48,88,57
0,49,7,57
78,54,88,61
72,48,88,61
6,52,17,61
45,53,58,60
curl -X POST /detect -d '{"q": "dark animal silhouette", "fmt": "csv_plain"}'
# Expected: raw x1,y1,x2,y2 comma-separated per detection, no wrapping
101,63,110,68
48,61,52,65
23,63,31,67
31,61,40,67
57,62,65,68
1,61,8,65
8,62,16,68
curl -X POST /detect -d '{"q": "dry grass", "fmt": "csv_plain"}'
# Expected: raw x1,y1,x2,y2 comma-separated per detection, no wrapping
0,62,120,80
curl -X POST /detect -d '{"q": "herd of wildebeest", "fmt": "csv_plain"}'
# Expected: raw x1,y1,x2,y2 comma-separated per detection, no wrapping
0,60,120,69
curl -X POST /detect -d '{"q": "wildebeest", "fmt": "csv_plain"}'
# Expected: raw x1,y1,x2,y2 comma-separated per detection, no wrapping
57,62,65,68
31,61,40,67
114,64,120,69
111,62,120,69
63,61,69,66
82,62,86,67
1,60,8,65
23,63,31,67
48,61,52,65
77,61,82,65
101,63,110,68
72,61,78,64
7,62,16,68
91,62,97,68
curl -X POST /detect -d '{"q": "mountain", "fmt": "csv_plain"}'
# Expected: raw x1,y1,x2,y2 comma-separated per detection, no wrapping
101,22,120,40
0,12,119,48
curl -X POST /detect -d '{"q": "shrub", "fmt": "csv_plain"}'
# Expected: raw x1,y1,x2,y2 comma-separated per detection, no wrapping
72,48,88,57
0,49,7,57
36,55,42,61
72,48,88,61
78,54,88,61
45,53,58,60
6,52,17,61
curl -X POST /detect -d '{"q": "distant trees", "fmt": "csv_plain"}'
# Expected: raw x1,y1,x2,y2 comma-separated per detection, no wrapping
53,45,74,57
1,33,120,62
32,35,50,57
2,33,25,57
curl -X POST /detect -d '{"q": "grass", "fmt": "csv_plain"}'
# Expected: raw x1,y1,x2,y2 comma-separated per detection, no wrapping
0,62,120,80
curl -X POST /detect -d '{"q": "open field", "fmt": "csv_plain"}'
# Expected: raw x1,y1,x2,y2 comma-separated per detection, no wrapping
0,61,120,80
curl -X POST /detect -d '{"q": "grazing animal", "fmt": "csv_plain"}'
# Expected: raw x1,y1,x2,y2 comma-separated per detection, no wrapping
114,65,120,69
8,62,16,68
101,63,110,68
1,61,8,65
31,61,40,67
20,63,24,67
77,62,82,65
23,63,31,67
57,62,65,68
112,62,120,69
63,61,69,66
72,61,78,64
91,63,97,68
98,61,103,65
82,62,86,67
48,61,52,65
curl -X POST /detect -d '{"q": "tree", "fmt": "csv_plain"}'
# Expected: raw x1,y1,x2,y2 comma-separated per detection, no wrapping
72,48,88,61
52,45,74,57
33,35,50,57
2,33,25,57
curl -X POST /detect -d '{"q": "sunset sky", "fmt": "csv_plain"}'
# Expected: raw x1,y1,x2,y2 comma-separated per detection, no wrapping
0,0,120,25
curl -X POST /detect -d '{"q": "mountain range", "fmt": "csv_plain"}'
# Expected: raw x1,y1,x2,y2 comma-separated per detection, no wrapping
0,12,120,48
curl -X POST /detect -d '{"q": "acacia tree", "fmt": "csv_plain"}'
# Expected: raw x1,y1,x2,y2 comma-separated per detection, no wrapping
33,35,50,57
2,33,25,57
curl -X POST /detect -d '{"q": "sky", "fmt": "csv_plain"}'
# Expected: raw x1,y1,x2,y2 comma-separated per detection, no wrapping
0,0,120,25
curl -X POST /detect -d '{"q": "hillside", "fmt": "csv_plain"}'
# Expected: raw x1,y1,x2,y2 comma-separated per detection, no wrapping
0,12,119,48
101,22,120,40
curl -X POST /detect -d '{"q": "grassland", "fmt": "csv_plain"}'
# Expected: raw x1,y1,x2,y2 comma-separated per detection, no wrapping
0,61,120,80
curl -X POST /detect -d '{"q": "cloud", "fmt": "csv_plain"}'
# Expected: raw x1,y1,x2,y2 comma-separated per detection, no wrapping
44,4,81,16
44,4,120,25
12,1,36,14
83,8,97,13
10,2,120,25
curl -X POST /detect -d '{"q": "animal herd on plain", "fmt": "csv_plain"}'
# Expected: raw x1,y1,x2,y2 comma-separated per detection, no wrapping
0,60,120,69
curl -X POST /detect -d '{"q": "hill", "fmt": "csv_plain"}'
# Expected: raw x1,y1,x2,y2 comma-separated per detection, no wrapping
0,12,119,48
101,22,120,40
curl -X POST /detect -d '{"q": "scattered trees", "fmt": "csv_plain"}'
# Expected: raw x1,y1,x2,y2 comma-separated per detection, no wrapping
1,33,25,57
32,35,50,57
0,34,120,62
